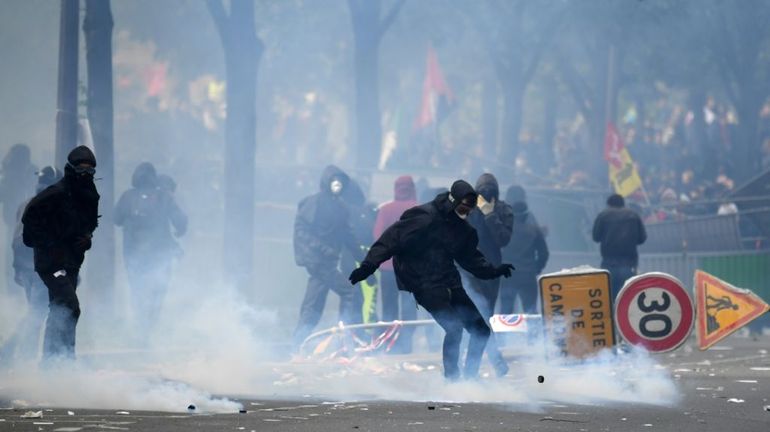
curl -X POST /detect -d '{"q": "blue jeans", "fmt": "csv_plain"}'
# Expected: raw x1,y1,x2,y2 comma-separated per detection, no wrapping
601,262,636,303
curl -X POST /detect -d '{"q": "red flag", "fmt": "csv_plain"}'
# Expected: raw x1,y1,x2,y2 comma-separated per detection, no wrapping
603,122,624,170
413,46,454,130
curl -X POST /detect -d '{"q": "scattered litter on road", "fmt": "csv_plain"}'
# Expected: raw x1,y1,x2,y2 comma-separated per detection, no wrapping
407,422,424,425
67,411,74,416
238,409,247,414
115,411,130,415
33,422,53,425
763,405,770,412
187,404,196,411
750,367,770,371
21,411,43,418
736,380,758,383
727,398,745,403
539,416,588,423
643,424,653,427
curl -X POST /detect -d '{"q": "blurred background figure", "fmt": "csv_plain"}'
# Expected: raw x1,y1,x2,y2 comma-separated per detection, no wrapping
466,173,513,376
373,175,418,353
292,165,364,350
0,143,38,292
115,162,187,343
500,199,549,315
0,167,60,362
592,194,647,300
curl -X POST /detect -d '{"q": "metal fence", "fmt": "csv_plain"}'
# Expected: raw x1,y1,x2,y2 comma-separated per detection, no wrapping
547,250,770,302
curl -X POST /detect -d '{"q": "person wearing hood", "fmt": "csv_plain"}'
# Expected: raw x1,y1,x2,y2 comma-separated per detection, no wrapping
500,201,549,315
466,173,514,376
0,167,62,362
115,162,188,340
372,175,418,353
592,194,647,300
21,146,99,360
349,180,514,380
293,165,365,348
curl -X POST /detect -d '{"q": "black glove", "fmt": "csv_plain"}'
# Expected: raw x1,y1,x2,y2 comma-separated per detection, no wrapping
496,264,515,278
349,262,377,285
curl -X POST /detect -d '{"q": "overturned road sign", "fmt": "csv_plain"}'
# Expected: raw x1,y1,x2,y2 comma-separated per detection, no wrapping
695,270,770,350
539,268,615,358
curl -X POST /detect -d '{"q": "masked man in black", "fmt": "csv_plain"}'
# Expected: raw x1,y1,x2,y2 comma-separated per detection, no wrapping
349,180,514,380
21,146,99,361
293,165,364,349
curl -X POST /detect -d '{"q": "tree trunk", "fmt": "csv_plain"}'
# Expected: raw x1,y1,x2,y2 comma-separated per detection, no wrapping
350,2,383,169
500,84,525,178
353,39,382,169
735,97,762,182
482,79,499,158
208,0,263,295
55,0,79,168
83,0,115,312
223,49,259,293
541,75,558,170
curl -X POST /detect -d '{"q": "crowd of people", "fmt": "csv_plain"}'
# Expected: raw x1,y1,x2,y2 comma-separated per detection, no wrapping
0,144,187,363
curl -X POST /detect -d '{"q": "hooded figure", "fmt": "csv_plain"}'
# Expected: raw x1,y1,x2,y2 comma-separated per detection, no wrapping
592,194,647,300
349,180,514,380
292,165,364,348
372,175,418,353
465,173,514,376
21,146,99,360
0,144,38,228
115,162,187,340
500,201,549,315
0,167,62,362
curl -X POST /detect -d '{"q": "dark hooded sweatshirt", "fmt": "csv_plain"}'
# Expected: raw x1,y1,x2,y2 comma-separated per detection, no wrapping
114,162,188,262
467,173,514,266
293,165,360,268
22,146,100,273
361,180,499,293
502,202,549,273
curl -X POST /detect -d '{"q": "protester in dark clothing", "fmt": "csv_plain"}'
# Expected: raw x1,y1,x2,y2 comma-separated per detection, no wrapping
592,194,647,300
500,201,549,314
349,180,514,380
505,184,538,226
0,144,38,231
21,146,99,360
373,175,418,353
115,163,187,340
0,167,61,361
293,165,365,348
466,173,513,376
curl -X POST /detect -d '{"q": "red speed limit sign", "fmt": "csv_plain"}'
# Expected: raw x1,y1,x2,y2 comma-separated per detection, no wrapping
615,272,694,352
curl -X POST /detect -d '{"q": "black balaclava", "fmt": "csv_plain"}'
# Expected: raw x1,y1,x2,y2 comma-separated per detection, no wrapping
64,145,97,184
64,146,99,226
446,180,478,219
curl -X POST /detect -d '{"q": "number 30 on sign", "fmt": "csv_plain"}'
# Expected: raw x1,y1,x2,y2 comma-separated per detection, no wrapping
614,272,694,353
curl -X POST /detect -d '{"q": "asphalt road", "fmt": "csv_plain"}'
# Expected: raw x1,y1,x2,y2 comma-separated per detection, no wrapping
1,334,768,432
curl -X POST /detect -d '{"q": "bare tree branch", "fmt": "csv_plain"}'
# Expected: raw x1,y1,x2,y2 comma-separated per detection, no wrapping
206,0,229,41
379,0,406,37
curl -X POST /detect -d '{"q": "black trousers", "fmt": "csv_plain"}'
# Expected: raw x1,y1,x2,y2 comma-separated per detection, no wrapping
380,270,417,353
39,269,81,360
293,264,363,347
467,277,506,369
412,286,490,380
499,271,539,314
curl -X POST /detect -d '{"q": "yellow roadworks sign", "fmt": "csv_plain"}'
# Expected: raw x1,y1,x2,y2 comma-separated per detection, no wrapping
539,269,615,358
695,270,770,350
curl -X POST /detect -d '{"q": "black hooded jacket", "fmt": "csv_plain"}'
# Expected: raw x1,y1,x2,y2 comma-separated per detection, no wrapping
293,165,361,268
502,202,549,273
22,147,99,273
592,205,647,266
114,163,188,262
360,181,499,293
467,173,513,266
